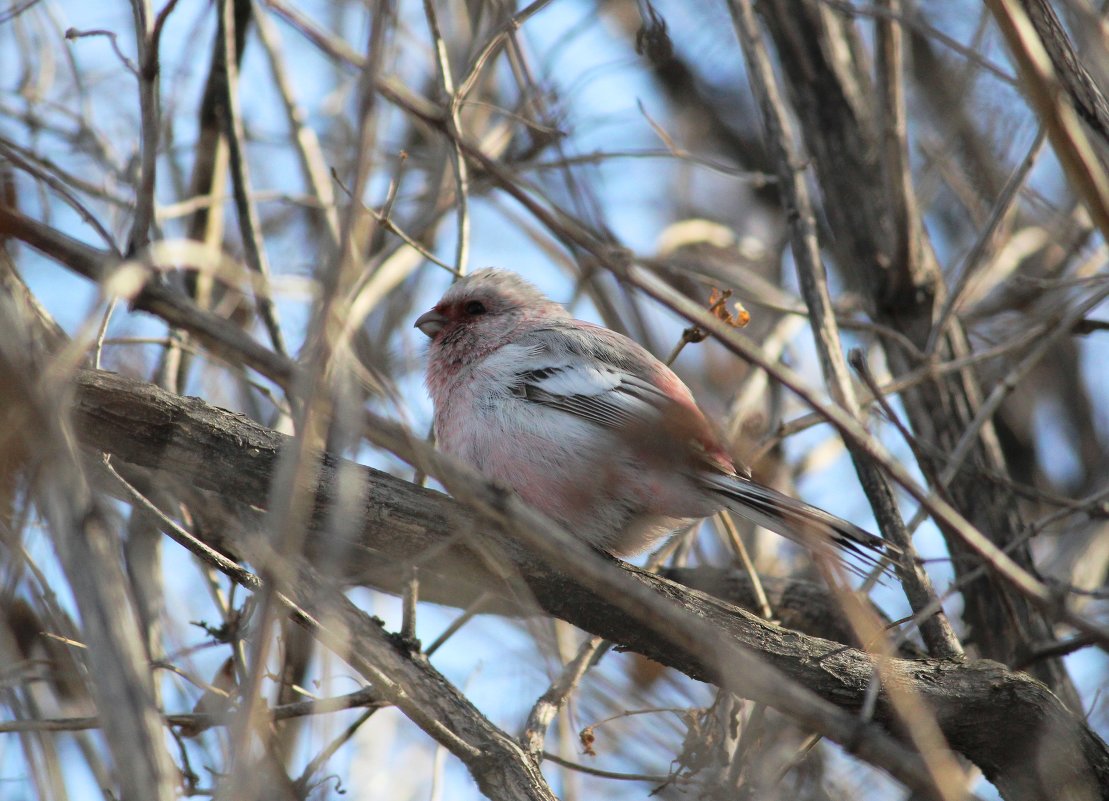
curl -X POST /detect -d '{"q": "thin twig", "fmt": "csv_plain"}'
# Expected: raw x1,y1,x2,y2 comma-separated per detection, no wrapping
217,0,287,357
0,687,388,734
925,128,1047,355
253,6,340,248
425,592,493,657
293,706,380,793
64,27,139,75
521,635,605,758
124,0,159,255
93,297,118,369
540,751,673,783
906,284,1109,533
401,566,419,643
422,0,470,277
456,0,554,102
0,139,122,254
715,513,773,621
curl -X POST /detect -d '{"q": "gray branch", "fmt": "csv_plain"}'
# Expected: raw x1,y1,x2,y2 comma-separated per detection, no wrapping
71,367,1109,801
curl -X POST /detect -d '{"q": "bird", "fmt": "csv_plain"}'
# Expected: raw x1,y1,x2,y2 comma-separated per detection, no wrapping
415,268,891,567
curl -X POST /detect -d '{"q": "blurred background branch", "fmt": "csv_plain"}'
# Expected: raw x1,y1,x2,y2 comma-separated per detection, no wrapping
1,0,1107,799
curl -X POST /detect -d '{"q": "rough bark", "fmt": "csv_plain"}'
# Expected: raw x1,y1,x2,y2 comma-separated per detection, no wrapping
70,367,1109,800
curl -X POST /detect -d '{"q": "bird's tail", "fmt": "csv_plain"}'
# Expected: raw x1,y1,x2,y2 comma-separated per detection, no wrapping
702,473,897,572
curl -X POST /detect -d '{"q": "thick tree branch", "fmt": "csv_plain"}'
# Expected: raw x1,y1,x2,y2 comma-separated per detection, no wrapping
69,367,1109,801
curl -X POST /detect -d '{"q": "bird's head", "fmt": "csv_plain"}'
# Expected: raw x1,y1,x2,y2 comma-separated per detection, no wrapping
415,269,567,364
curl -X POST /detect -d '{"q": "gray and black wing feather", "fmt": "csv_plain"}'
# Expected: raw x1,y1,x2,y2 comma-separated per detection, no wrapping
701,472,897,572
510,364,671,430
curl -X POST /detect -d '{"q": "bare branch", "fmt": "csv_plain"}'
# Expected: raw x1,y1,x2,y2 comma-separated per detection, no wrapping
69,367,1109,800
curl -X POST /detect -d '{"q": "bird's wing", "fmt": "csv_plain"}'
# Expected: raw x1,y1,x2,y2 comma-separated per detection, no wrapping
505,322,739,474
510,361,673,430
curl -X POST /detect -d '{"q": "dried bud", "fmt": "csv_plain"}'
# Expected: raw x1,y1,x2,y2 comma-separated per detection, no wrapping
579,725,597,756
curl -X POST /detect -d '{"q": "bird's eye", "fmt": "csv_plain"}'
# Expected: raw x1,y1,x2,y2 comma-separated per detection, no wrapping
464,300,487,315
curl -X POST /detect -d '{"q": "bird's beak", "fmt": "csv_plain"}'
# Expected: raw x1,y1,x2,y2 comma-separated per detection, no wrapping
414,308,448,338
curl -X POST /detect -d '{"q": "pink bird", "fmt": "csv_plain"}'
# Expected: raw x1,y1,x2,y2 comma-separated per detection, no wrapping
416,269,889,565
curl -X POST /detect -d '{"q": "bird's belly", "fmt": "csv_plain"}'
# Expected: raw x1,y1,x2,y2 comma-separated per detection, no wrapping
436,395,719,553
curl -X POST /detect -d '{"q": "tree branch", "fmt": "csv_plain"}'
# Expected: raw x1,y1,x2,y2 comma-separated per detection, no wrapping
70,367,1109,800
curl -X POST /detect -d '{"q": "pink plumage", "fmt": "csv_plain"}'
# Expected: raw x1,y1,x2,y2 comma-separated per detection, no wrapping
416,268,890,564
